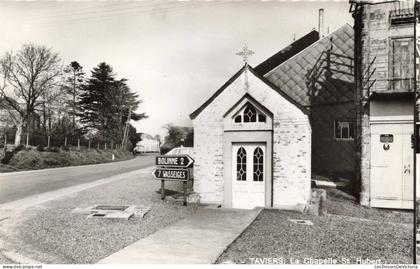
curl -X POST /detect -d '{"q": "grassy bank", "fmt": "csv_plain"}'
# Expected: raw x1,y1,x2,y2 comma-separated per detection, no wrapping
0,147,134,173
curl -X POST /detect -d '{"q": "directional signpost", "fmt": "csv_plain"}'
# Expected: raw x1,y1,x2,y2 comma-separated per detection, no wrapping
155,155,194,168
152,168,190,181
152,154,194,206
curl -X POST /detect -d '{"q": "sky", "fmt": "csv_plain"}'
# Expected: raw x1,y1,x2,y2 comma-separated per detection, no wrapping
0,0,353,138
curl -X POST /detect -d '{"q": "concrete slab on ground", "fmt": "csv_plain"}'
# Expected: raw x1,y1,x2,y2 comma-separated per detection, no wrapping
98,207,263,264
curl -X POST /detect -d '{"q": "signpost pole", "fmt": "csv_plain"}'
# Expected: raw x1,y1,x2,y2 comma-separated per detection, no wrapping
183,181,187,206
161,180,165,200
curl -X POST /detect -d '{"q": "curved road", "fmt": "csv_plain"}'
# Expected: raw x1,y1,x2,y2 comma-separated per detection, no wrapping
0,155,155,204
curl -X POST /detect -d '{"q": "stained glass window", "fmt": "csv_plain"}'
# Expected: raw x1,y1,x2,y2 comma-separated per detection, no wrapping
236,147,247,181
253,147,264,182
233,103,267,123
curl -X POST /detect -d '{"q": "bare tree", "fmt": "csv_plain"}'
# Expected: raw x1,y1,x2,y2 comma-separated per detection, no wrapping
0,43,62,146
36,84,66,136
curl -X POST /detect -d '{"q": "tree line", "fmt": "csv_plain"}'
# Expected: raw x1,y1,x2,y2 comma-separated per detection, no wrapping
0,43,147,149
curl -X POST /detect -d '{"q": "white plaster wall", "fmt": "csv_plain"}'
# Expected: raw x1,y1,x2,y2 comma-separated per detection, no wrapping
370,99,413,122
192,66,312,207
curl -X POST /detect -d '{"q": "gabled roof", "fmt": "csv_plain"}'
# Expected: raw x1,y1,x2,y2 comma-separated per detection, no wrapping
254,30,319,75
189,65,309,120
222,92,274,118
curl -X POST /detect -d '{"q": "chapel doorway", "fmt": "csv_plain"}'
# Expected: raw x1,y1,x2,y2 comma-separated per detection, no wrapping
231,143,266,209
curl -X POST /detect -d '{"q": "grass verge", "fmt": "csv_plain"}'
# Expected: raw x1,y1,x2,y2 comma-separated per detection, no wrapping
0,148,134,172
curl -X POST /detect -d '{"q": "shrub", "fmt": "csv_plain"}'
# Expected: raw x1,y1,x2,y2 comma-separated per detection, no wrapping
1,144,25,164
37,145,45,152
9,150,42,169
43,158,60,166
1,151,14,164
14,145,25,152
2,147,135,171
47,147,60,153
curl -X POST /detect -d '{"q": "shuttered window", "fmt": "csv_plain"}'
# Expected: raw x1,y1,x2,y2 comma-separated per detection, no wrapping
390,37,414,91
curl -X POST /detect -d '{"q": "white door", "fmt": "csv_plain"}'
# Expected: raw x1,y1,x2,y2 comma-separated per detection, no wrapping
370,122,413,209
232,143,266,209
401,123,414,203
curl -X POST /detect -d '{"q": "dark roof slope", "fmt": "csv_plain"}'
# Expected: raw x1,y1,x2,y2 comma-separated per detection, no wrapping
254,30,319,75
262,24,354,107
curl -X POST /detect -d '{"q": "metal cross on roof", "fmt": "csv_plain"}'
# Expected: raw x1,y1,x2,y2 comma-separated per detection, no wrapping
236,44,255,64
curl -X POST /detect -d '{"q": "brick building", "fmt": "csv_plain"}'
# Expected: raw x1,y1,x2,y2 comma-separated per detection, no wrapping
190,22,355,209
350,0,415,209
190,63,312,209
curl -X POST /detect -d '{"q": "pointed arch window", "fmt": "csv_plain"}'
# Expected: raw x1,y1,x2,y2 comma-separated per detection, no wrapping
236,147,247,181
233,103,266,123
253,147,264,182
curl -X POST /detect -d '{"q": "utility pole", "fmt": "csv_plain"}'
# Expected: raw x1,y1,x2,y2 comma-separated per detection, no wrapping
122,105,132,148
414,0,419,264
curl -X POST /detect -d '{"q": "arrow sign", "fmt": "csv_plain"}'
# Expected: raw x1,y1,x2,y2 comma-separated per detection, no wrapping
155,155,194,168
152,168,190,181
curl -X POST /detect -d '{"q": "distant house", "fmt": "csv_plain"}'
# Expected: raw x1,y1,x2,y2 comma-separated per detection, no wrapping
134,133,160,153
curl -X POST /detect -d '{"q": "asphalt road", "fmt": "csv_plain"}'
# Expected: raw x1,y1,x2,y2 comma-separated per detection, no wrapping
0,155,155,204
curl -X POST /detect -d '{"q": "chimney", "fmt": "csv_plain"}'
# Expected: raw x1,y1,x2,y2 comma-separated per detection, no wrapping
318,8,324,38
